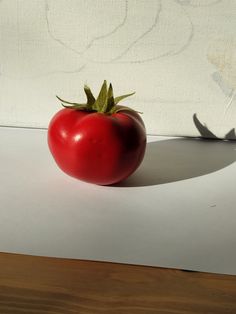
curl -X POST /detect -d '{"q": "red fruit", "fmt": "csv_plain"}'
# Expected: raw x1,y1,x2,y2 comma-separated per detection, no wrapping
48,81,146,185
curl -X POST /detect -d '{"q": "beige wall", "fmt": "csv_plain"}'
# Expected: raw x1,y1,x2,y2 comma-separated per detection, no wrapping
0,0,235,139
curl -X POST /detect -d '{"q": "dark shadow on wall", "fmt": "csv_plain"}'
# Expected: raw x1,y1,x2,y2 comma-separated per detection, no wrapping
193,113,236,140
116,137,236,187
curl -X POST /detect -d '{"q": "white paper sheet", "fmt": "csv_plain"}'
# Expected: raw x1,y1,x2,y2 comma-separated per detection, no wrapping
1,126,236,274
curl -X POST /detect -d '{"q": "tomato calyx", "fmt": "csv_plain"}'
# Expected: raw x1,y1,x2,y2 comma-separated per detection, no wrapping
56,80,139,115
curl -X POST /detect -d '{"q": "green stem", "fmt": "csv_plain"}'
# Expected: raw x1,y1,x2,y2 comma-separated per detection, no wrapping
56,80,137,115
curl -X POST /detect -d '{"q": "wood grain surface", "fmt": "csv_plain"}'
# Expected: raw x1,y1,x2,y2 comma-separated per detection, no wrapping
0,252,235,313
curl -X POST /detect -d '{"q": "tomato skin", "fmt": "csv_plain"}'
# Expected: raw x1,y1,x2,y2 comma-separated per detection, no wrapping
48,108,146,185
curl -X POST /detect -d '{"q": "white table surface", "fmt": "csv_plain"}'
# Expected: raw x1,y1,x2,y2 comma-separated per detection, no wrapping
0,126,236,275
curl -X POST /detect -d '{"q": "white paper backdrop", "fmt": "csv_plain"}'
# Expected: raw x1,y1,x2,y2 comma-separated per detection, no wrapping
0,0,236,139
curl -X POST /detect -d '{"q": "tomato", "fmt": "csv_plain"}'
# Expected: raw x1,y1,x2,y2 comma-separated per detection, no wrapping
48,81,146,185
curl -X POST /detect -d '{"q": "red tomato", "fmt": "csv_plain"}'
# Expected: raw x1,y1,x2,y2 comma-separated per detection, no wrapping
48,81,146,185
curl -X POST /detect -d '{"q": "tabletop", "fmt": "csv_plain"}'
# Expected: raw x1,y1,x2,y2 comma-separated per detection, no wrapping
0,252,236,314
1,126,236,312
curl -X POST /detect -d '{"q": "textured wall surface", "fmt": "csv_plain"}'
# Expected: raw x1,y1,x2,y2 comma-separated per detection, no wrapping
0,0,235,138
